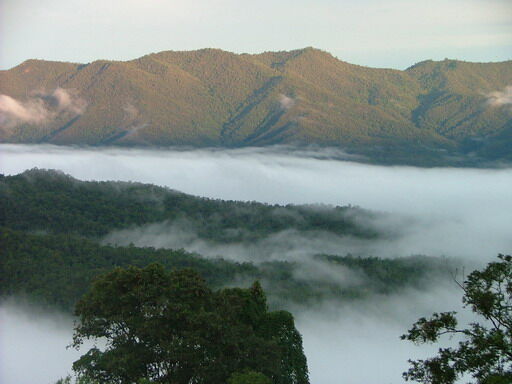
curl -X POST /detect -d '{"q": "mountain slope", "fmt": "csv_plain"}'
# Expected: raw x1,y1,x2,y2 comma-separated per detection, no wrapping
1,48,511,165
0,169,454,310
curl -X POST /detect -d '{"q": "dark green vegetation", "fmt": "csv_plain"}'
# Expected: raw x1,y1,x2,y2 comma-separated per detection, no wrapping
1,48,511,165
0,169,454,312
0,227,451,311
402,255,512,384
72,265,309,384
0,168,375,240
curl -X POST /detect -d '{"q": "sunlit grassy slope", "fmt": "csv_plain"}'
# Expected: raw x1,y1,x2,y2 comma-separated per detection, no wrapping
1,48,511,164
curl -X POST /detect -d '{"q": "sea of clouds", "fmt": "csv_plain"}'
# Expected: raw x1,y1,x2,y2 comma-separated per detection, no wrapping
1,144,512,384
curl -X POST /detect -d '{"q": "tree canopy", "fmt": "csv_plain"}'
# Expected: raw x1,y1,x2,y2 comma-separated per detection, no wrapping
402,254,512,384
72,264,309,384
0,226,451,312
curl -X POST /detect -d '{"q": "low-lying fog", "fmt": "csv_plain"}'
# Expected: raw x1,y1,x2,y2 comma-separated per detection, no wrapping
1,144,512,384
0,300,81,384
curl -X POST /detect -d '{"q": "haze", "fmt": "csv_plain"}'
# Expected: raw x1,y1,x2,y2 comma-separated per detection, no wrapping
0,300,84,384
2,144,512,261
1,144,512,384
1,0,511,69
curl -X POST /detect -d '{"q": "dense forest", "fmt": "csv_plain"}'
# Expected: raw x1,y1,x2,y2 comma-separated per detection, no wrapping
0,169,456,313
0,227,452,311
1,48,511,166
0,168,377,240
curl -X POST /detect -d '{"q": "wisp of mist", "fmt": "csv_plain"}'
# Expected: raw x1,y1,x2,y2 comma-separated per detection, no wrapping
1,144,512,384
0,300,83,384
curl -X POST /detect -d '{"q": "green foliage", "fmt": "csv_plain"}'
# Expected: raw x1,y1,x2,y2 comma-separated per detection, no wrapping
0,227,451,311
72,265,309,384
402,255,512,384
0,169,375,239
0,227,447,310
316,254,450,294
0,227,256,310
227,370,272,384
54,377,72,384
0,170,455,311
54,376,100,384
1,49,511,165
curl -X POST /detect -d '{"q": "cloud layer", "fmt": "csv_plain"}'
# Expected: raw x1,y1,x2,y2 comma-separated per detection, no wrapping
1,144,511,383
0,300,82,384
2,145,511,263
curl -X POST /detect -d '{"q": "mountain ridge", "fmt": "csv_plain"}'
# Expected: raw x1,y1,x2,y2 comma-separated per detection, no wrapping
1,47,511,165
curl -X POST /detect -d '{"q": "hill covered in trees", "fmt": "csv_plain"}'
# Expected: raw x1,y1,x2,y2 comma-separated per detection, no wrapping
0,169,455,311
0,168,376,240
1,48,511,165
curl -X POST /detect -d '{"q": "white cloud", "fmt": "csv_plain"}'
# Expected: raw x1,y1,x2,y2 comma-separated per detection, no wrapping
278,94,295,110
486,85,512,110
0,299,97,384
123,103,139,121
0,89,86,129
52,88,86,115
0,95,49,126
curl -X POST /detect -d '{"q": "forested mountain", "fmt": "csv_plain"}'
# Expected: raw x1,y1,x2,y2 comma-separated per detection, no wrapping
1,48,511,165
0,168,375,240
0,169,454,311
0,228,450,311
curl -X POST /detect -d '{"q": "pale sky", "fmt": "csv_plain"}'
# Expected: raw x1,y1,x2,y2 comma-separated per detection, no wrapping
1,0,511,70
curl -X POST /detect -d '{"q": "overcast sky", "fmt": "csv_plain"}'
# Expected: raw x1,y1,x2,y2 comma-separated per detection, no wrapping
1,0,511,70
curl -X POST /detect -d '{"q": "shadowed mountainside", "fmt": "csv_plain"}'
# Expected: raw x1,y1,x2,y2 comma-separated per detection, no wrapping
1,48,511,165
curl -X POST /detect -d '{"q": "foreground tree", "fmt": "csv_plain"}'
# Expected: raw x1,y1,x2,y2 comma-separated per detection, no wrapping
72,264,309,384
402,255,512,384
227,370,272,384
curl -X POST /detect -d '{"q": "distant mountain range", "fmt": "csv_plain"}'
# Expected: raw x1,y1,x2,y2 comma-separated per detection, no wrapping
1,48,511,165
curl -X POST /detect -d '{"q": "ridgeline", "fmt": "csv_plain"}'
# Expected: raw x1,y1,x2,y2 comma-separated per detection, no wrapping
1,48,511,165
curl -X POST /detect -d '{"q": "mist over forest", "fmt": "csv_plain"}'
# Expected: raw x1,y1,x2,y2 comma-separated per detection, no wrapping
1,144,512,384
2,0,511,381
2,144,511,262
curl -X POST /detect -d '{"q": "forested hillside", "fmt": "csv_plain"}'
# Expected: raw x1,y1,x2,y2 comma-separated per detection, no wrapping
0,169,455,311
0,168,375,240
0,228,450,311
1,48,511,165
